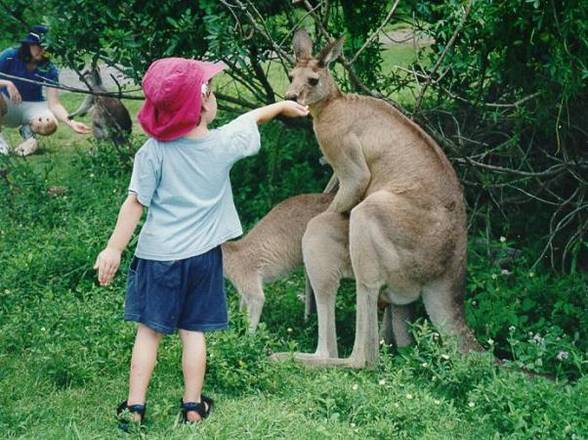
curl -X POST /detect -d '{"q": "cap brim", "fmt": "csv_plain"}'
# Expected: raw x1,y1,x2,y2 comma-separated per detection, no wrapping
201,62,226,83
21,39,47,48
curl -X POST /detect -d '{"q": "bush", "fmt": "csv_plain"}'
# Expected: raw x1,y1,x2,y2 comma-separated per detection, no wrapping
466,236,588,380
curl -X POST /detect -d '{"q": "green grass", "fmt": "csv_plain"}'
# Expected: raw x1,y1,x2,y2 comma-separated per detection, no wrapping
1,43,587,438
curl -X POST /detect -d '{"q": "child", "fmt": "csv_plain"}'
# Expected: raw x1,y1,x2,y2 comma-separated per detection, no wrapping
93,57,308,428
10,114,58,156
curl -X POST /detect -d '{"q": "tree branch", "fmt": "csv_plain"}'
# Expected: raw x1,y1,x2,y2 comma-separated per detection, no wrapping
0,72,144,99
413,0,473,114
349,0,401,65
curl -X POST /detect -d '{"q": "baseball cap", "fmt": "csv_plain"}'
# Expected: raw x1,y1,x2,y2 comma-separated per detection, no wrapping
137,57,225,141
22,25,49,47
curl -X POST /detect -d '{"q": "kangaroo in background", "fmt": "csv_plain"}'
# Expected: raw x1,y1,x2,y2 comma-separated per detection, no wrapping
69,67,132,144
274,30,482,368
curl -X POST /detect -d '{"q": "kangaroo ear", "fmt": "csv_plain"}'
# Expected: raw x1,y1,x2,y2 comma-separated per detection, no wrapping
293,29,313,61
318,37,344,67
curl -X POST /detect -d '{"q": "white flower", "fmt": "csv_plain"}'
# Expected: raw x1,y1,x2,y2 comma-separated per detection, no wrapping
501,269,512,276
528,272,535,278
556,351,569,361
491,274,498,280
468,402,475,408
287,327,293,333
352,384,359,391
487,338,494,345
378,379,386,386
421,362,428,368
433,399,441,405
350,423,356,428
405,393,413,400
532,334,544,345
379,339,385,345
500,236,506,243
509,325,516,333
441,354,450,360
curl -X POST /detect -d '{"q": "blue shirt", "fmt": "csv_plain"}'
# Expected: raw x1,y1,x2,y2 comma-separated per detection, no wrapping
129,113,261,261
0,47,59,102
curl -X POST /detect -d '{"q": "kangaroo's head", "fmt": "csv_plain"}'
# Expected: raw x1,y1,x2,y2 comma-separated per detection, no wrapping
285,29,344,107
80,66,103,89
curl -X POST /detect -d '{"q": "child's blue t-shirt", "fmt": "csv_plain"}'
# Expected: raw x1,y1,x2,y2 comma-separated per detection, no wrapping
0,48,59,102
129,113,261,261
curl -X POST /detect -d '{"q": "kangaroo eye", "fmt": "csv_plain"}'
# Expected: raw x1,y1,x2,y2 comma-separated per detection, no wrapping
308,77,319,86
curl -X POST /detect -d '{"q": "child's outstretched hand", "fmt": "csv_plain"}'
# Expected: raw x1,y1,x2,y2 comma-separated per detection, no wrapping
281,100,310,118
94,247,122,286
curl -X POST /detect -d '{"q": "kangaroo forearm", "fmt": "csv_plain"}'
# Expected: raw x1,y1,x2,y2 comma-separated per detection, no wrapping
328,180,367,213
326,163,370,212
323,173,339,193
69,95,94,118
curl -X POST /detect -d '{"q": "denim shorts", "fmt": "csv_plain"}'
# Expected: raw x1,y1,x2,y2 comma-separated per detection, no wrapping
124,246,228,334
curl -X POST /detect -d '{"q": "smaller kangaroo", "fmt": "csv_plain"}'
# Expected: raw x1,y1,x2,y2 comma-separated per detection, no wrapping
222,193,334,331
69,67,132,144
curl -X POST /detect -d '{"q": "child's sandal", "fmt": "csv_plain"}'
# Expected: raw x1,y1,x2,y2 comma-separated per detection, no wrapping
180,395,214,423
116,400,146,432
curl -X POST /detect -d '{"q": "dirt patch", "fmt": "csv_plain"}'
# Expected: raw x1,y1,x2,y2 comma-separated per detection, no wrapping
59,63,134,91
380,28,434,48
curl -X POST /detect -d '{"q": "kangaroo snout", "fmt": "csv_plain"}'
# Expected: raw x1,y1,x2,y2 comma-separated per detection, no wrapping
284,92,299,102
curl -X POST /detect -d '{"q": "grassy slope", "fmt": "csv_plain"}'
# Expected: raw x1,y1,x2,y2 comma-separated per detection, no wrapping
1,42,587,439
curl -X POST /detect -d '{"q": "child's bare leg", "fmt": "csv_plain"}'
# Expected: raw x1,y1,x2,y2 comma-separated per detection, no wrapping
127,323,163,419
179,329,207,422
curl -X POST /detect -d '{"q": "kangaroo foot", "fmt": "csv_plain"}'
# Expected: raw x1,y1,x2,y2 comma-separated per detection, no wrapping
269,352,363,368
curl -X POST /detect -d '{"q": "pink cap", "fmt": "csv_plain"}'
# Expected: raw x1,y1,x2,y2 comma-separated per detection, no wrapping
137,57,225,141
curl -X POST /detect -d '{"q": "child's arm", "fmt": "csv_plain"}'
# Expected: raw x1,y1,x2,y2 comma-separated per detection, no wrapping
94,193,144,286
246,100,309,124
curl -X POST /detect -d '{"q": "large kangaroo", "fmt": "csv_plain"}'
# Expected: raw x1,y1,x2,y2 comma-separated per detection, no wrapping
69,67,132,144
274,30,482,368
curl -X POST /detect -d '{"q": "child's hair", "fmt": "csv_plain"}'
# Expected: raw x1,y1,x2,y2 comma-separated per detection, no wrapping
30,115,58,136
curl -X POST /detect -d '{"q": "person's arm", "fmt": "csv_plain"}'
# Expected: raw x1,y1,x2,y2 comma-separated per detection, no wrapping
246,100,309,124
0,79,21,104
47,87,92,134
0,49,21,104
94,193,144,286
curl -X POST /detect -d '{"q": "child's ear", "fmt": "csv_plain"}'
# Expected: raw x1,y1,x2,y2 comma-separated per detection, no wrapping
201,99,210,114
